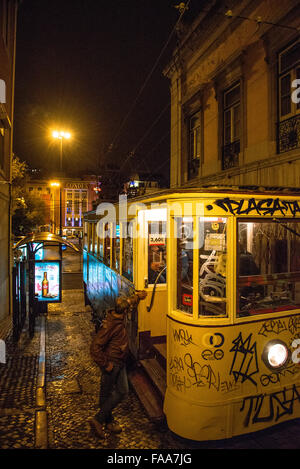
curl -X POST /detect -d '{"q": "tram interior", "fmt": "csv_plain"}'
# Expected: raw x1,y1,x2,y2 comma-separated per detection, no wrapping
237,219,300,316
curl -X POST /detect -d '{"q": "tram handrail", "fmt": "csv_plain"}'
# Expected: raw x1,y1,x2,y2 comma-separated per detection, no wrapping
147,265,167,312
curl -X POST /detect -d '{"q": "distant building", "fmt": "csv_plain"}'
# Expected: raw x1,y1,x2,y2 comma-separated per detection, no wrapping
26,180,51,229
0,1,19,335
121,173,164,198
164,0,300,189
25,176,99,237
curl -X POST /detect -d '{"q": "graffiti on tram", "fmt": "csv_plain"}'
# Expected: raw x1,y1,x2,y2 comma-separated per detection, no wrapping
207,197,300,217
169,317,300,427
241,385,300,427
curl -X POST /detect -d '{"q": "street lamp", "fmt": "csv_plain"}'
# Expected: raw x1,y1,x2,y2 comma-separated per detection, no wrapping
50,181,62,236
52,130,72,172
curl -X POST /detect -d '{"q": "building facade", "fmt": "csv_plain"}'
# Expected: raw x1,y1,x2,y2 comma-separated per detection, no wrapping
26,176,99,237
0,0,18,332
164,0,300,189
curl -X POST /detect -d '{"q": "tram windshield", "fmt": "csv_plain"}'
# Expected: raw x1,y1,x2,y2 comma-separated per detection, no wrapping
148,221,167,285
176,217,228,316
122,222,133,282
199,217,227,316
176,217,194,314
237,219,300,317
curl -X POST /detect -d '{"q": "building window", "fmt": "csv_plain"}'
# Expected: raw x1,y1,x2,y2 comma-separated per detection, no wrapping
278,40,300,153
222,82,240,170
188,110,201,180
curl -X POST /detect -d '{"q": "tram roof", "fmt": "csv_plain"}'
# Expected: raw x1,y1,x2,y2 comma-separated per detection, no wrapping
84,184,300,221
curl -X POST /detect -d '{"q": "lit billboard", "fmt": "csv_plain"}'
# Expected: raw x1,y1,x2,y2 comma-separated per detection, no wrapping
35,261,62,302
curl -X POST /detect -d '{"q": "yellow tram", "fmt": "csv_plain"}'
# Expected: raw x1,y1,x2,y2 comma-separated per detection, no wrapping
83,186,300,441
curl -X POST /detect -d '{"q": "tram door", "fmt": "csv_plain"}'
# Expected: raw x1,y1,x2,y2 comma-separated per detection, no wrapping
137,209,168,343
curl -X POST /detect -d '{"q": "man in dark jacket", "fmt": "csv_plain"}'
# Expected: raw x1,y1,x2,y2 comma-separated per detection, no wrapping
90,290,147,438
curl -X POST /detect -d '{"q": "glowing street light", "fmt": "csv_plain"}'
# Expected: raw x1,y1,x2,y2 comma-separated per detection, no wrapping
52,130,72,171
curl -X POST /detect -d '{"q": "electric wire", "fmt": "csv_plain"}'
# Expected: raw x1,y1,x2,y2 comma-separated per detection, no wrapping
104,0,192,164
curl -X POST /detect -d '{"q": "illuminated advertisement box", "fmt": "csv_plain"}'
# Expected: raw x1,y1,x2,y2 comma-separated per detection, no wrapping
35,261,62,302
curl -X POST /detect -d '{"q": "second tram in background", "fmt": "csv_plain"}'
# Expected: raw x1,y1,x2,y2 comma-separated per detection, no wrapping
83,186,300,441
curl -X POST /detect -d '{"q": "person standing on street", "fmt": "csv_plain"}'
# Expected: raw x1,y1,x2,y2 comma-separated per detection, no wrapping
89,290,147,438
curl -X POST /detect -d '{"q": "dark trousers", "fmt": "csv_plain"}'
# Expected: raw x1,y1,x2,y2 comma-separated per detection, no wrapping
95,363,129,424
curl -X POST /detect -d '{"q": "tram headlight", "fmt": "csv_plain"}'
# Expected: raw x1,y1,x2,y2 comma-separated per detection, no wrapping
262,340,290,370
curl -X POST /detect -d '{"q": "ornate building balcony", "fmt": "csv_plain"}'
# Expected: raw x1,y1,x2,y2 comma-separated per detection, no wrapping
222,140,240,170
278,114,300,154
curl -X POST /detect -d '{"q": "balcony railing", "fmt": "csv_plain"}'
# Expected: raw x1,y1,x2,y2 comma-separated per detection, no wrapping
278,113,300,153
222,140,240,170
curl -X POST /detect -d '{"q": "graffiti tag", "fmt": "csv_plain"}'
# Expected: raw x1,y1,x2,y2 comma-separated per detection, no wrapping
241,385,300,427
260,364,298,387
173,328,196,347
258,316,300,337
230,333,259,386
208,197,300,217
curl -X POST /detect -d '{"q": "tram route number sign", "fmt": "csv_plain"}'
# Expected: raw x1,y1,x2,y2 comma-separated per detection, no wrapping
149,234,166,246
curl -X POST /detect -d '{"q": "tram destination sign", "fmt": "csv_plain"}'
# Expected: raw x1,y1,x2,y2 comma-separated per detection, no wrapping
207,197,300,217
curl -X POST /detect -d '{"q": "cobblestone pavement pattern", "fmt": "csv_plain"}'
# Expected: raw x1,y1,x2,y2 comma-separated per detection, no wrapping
1,282,300,449
0,320,41,449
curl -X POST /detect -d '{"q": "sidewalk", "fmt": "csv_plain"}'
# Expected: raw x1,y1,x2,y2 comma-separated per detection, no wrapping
0,315,43,449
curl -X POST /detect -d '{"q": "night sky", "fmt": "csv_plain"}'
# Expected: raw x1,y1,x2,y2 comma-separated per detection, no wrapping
13,0,184,182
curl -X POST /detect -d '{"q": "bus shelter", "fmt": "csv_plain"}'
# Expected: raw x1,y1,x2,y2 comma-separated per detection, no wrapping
13,233,79,338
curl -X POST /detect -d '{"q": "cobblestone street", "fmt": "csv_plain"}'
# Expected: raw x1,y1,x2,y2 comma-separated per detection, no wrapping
1,282,300,451
46,289,186,450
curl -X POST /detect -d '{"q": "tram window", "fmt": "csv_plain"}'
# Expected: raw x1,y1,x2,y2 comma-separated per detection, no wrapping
237,220,300,317
148,221,167,285
122,222,133,282
176,218,193,314
96,221,104,259
199,218,227,317
89,223,93,252
104,223,111,266
94,224,98,255
112,224,120,272
83,223,88,251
